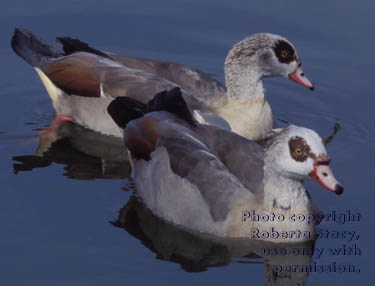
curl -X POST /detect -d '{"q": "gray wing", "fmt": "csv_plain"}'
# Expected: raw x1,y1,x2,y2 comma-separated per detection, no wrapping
40,52,176,100
89,60,204,110
195,125,265,195
154,120,250,222
125,113,263,223
108,54,227,107
40,52,210,110
125,112,250,222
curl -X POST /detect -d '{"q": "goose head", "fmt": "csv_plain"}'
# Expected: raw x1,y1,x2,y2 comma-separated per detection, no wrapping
265,125,343,195
225,33,314,92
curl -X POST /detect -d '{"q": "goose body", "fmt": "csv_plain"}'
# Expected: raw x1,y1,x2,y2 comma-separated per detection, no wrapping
108,88,342,242
12,28,313,141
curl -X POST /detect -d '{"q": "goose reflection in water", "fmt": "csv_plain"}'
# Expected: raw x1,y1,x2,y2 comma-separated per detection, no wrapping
113,196,316,285
12,120,131,180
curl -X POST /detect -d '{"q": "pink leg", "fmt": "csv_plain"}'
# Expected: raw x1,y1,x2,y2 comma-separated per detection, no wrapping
34,114,74,155
48,114,74,131
19,114,74,150
38,114,74,140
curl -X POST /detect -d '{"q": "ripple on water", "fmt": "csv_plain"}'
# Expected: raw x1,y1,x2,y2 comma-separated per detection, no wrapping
276,111,375,160
25,97,55,127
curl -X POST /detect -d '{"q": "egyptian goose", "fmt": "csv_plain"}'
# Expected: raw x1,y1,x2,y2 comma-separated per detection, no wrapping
107,88,342,242
12,28,313,141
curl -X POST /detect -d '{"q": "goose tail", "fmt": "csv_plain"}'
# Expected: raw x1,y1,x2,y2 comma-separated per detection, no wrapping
11,28,60,67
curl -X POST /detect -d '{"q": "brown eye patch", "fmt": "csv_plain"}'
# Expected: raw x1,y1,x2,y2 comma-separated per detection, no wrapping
288,136,311,162
273,40,296,64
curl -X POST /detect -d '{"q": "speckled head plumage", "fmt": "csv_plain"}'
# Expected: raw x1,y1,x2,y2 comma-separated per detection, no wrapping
225,33,314,90
226,33,294,61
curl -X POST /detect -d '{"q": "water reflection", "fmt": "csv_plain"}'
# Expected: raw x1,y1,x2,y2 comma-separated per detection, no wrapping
114,196,315,285
12,120,131,180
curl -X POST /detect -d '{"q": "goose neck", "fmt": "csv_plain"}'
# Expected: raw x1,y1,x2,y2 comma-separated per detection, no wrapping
224,60,264,102
263,164,310,212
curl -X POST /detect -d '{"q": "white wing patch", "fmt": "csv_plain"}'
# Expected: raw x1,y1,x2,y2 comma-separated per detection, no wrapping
34,67,64,106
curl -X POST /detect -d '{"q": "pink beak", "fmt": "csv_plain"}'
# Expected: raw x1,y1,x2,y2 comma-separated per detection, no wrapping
288,60,314,90
309,164,344,195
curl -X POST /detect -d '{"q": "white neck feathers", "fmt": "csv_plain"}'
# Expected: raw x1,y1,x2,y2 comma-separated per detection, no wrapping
263,164,310,212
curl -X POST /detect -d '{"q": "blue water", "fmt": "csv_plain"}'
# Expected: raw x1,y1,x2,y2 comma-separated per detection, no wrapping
1,0,374,285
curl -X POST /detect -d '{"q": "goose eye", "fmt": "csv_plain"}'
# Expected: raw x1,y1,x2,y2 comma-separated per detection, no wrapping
281,50,288,58
295,148,303,156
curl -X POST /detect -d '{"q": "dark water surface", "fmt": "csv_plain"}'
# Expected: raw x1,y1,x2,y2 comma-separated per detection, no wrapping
1,0,374,285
